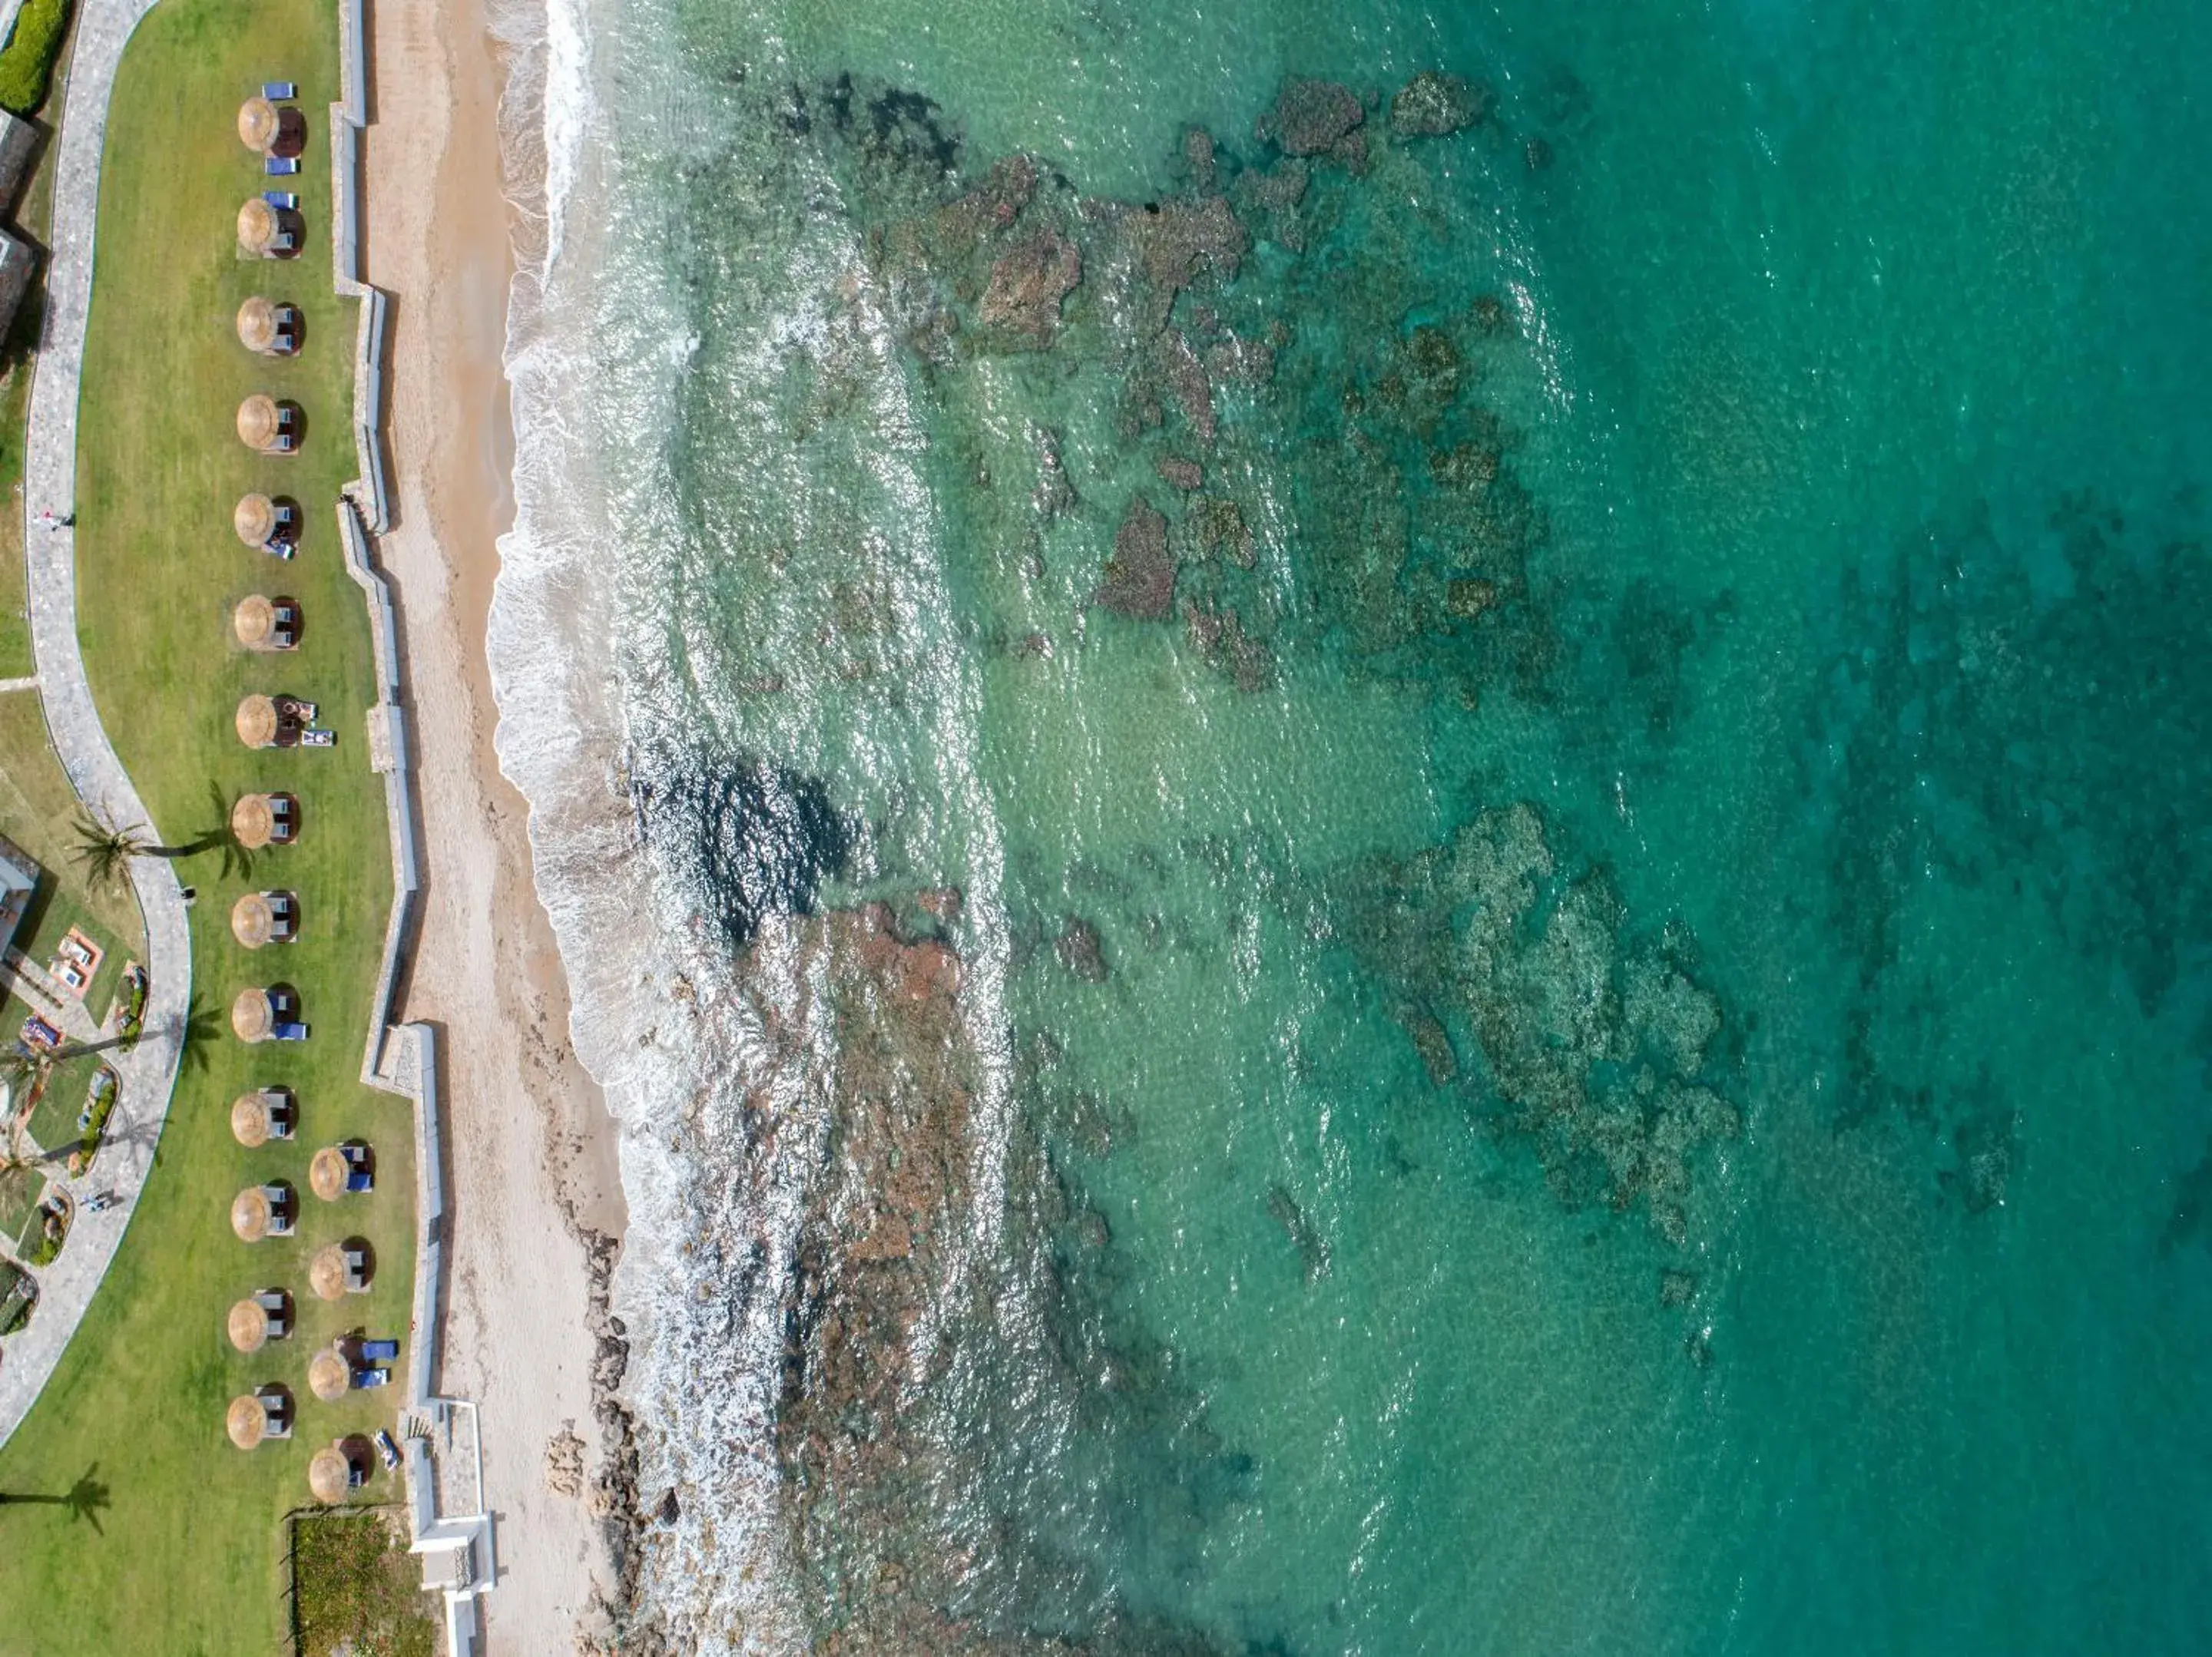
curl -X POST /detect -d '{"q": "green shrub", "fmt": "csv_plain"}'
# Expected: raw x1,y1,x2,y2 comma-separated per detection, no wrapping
0,0,71,117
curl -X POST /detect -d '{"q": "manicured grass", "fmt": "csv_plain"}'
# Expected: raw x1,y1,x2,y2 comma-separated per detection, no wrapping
290,1510,439,1657
0,1,424,1650
0,8,79,675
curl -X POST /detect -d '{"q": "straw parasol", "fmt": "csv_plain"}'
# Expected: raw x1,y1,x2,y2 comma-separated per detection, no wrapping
308,1444,353,1503
310,1243,349,1301
234,492,278,547
231,1184,273,1242
230,1090,272,1147
228,1298,271,1354
236,694,279,749
232,986,275,1043
237,295,278,352
237,96,279,152
232,792,276,848
237,197,278,255
232,892,277,950
307,1348,349,1403
227,1394,268,1450
310,1146,348,1202
234,594,276,650
237,394,281,451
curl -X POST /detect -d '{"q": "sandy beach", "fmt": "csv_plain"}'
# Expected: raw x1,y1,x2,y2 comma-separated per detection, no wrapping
362,0,628,1649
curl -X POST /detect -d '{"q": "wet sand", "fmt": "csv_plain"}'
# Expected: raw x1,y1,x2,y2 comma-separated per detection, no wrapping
363,0,628,1648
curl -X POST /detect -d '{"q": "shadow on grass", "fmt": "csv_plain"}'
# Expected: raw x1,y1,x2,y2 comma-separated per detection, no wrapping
0,1462,112,1533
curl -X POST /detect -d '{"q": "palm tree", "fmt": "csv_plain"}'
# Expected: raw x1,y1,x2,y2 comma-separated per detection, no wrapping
68,808,226,891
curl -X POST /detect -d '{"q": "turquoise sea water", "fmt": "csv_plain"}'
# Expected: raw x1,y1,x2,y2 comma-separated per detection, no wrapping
493,0,2212,1649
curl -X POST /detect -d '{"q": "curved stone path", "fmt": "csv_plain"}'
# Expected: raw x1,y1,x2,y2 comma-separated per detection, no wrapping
0,0,184,1447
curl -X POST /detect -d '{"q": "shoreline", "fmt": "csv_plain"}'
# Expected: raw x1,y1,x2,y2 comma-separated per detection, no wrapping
363,0,628,1648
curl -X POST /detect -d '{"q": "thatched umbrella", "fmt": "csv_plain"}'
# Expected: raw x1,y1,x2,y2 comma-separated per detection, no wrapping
237,197,279,256
309,1146,348,1202
232,892,277,950
308,1444,353,1503
236,693,279,749
234,594,276,651
237,96,279,153
309,1242,349,1301
228,1298,271,1354
307,1348,349,1404
236,394,282,451
234,492,278,547
231,986,275,1043
227,1394,268,1450
230,1090,272,1147
230,1184,273,1242
237,295,278,353
232,792,277,848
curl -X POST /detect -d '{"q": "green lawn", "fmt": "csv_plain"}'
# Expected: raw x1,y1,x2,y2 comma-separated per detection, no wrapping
0,7,80,675
0,1,424,1650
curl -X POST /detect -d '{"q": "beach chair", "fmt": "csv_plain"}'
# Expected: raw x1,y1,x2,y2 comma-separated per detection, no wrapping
373,1428,401,1469
262,190,298,210
262,81,296,100
264,157,300,177
346,1170,373,1193
360,1338,399,1363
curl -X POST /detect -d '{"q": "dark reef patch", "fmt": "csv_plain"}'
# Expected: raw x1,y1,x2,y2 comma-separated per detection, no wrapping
632,756,851,948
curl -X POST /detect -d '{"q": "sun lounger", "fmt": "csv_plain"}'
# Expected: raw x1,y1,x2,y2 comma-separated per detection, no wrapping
300,729,336,748
373,1428,400,1469
349,1367,392,1389
272,1021,310,1042
262,190,298,210
360,1338,399,1363
346,1171,373,1193
264,157,300,177
263,81,296,100
22,1016,61,1051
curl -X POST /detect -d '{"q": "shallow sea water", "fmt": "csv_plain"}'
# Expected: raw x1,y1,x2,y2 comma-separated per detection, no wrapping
492,0,2212,1650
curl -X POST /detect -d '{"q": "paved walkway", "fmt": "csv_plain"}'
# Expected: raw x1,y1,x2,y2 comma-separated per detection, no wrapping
0,0,181,1447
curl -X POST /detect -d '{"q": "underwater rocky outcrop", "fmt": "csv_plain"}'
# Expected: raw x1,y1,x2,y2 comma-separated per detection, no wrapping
1332,800,1741,1247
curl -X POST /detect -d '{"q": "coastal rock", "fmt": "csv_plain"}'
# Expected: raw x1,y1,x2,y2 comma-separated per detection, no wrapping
1389,71,1492,137
1182,127,1218,192
1182,598,1275,693
1155,455,1203,491
1123,195,1248,331
1189,494,1254,568
1161,331,1216,446
1397,1004,1458,1085
1055,916,1111,982
1031,425,1078,520
981,229,1081,348
931,152,1040,260
1258,77,1366,162
1233,157,1309,251
1659,1268,1699,1308
916,885,964,922
1094,496,1178,620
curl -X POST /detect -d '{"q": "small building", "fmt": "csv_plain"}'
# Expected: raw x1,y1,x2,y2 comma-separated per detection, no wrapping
0,833,38,957
0,111,41,216
0,114,44,347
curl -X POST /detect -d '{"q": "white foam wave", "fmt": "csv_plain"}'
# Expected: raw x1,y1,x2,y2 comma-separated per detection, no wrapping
487,2,1019,1646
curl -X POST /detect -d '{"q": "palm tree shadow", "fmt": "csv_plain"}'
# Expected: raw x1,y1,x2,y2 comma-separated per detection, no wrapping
173,997,220,1078
0,1464,111,1534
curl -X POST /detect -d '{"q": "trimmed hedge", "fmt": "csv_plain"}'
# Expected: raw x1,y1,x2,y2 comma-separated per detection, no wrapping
0,0,71,117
